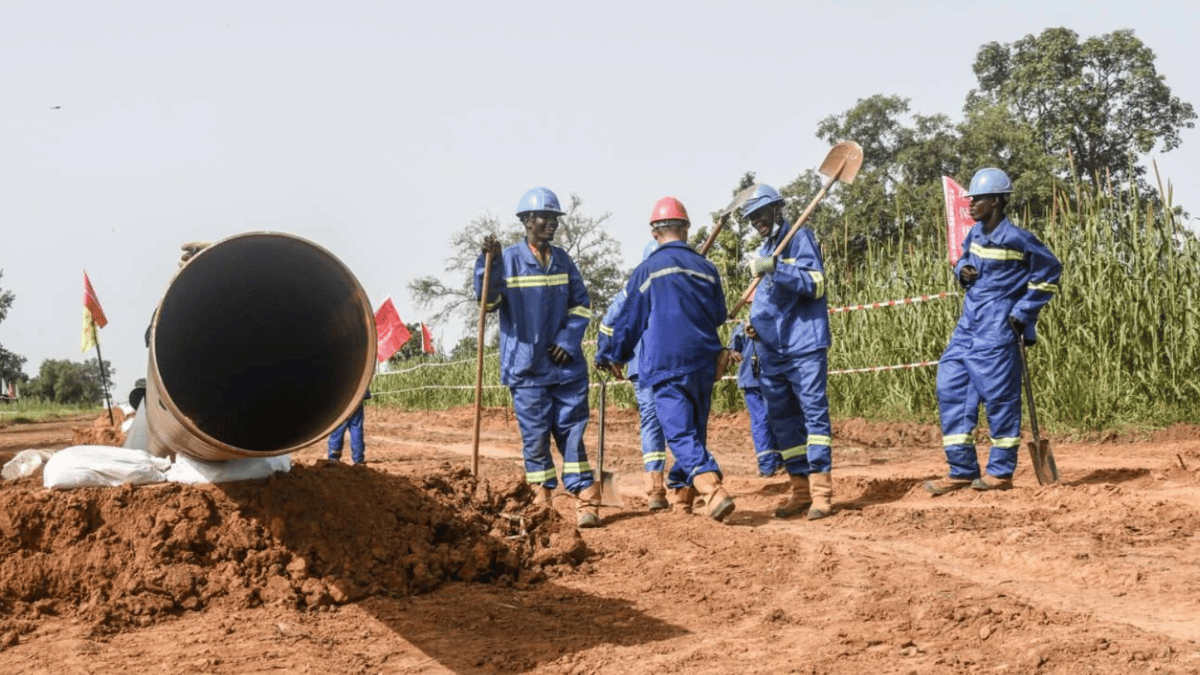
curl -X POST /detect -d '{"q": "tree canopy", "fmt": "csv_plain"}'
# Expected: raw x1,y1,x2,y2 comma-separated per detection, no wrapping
408,194,627,332
0,270,27,385
25,358,114,405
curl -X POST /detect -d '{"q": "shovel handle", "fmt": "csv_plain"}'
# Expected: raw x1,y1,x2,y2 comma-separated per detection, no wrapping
597,373,609,475
470,249,493,478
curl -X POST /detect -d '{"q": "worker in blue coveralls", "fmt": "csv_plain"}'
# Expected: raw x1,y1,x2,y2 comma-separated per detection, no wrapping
740,183,835,520
328,390,372,465
597,240,671,512
924,167,1061,495
475,187,601,528
728,321,783,478
595,196,735,523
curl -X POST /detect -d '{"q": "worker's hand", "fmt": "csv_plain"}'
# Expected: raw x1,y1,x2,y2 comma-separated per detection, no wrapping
728,350,744,364
750,255,777,277
1008,316,1034,347
594,359,624,380
548,344,572,365
179,241,211,266
959,265,979,285
745,323,759,340
481,234,502,260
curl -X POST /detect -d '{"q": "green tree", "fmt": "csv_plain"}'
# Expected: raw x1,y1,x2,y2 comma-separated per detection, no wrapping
966,27,1196,192
25,358,114,405
386,322,432,365
690,172,761,311
0,270,27,385
408,193,627,331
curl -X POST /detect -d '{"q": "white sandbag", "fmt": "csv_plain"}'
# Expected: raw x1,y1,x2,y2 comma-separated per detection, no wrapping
120,413,136,434
2,449,55,481
166,453,292,484
43,445,171,489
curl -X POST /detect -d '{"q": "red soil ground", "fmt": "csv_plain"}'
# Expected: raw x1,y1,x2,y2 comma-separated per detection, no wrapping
1,406,1199,674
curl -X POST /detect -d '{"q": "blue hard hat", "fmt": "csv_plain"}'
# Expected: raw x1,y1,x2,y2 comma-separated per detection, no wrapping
516,187,565,217
966,168,1014,197
739,184,784,218
641,241,658,261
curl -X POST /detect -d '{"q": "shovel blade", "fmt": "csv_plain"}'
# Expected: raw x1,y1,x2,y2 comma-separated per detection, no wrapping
598,471,623,508
818,141,864,184
1027,439,1059,486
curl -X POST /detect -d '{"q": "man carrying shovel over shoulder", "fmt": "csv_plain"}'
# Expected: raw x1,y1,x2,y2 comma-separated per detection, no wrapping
924,167,1061,495
475,186,601,528
595,196,736,523
740,184,836,521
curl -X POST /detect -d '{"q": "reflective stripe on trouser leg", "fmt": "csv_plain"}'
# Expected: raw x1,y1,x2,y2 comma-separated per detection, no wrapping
635,377,667,472
743,387,782,474
653,368,721,489
975,342,1022,479
760,370,809,475
937,339,983,479
548,378,594,492
793,349,832,474
512,380,593,491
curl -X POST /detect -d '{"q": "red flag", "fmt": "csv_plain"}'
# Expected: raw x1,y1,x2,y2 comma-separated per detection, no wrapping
83,272,108,327
942,177,974,265
421,322,435,354
374,298,411,362
82,272,108,352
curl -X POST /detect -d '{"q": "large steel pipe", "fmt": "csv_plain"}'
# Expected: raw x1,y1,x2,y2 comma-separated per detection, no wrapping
144,232,376,460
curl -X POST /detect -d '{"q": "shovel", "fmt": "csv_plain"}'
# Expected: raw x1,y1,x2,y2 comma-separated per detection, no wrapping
730,141,864,318
595,373,624,508
697,182,765,256
1015,328,1059,485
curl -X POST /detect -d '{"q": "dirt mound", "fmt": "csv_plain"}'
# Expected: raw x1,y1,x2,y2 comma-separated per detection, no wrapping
0,463,583,635
70,409,127,447
834,417,941,448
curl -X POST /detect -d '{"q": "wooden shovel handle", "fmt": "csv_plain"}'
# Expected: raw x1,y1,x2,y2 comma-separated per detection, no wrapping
471,250,493,477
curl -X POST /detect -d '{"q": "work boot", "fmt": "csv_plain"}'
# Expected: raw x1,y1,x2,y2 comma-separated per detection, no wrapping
672,486,697,515
807,472,833,520
923,475,972,496
530,483,554,506
774,473,812,519
692,472,736,523
576,484,603,529
971,474,1013,491
645,471,669,512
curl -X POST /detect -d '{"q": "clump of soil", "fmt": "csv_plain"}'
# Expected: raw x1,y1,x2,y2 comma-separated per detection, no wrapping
0,464,584,635
71,409,127,447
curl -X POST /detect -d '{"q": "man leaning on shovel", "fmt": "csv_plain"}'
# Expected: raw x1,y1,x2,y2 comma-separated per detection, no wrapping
925,167,1061,495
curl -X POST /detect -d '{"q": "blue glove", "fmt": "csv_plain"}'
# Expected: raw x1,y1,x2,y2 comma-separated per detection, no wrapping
750,255,777,277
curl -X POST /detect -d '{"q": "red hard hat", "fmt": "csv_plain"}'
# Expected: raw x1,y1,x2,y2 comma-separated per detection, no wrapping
649,196,689,225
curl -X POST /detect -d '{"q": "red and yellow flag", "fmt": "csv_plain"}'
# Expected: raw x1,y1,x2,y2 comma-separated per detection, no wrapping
82,271,109,352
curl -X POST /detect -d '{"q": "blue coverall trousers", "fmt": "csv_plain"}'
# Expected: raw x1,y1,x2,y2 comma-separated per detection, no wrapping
936,339,1023,479
511,379,594,493
742,386,782,477
654,368,723,490
328,404,366,464
633,376,667,472
760,348,833,476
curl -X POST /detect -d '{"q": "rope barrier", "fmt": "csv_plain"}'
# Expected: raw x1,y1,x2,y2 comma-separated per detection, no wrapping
827,291,957,314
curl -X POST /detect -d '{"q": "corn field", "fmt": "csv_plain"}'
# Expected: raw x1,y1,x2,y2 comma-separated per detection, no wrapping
373,180,1200,433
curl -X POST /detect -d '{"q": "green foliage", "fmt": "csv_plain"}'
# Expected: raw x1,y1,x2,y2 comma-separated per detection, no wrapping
25,358,115,406
967,28,1196,193
0,269,27,384
408,194,628,334
386,322,432,365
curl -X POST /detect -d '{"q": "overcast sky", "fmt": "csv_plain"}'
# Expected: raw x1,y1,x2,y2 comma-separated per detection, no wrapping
2,0,1198,400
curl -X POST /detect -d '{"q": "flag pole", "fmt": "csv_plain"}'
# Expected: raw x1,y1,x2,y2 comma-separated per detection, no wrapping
90,319,115,425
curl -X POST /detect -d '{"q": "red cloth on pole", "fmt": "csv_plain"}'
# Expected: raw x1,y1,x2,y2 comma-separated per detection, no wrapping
83,272,108,327
942,176,974,265
421,322,435,354
374,298,411,362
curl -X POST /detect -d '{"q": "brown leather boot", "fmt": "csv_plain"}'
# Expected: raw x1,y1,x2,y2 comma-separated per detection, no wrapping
672,486,697,515
530,483,554,506
923,475,972,496
807,472,833,520
692,472,735,523
575,483,602,529
774,473,812,519
971,474,1013,491
645,471,669,512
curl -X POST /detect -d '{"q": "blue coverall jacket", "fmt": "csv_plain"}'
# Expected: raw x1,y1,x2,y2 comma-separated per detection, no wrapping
749,226,830,374
474,242,593,387
596,241,727,386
